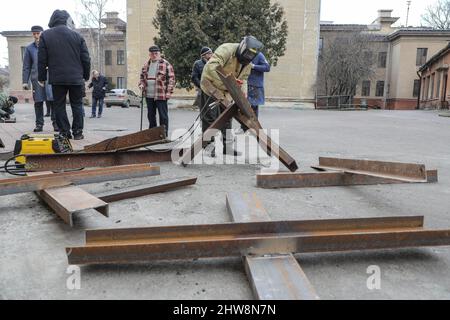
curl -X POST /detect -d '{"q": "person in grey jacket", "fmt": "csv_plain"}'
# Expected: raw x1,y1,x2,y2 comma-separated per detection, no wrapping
22,25,57,132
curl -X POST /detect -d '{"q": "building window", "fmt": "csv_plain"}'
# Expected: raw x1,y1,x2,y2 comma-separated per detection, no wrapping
361,81,371,96
378,52,387,68
436,73,441,99
21,46,27,61
425,76,430,100
107,77,113,89
430,73,435,99
117,77,126,89
375,81,385,97
105,50,112,66
416,48,428,66
117,50,125,65
413,79,420,98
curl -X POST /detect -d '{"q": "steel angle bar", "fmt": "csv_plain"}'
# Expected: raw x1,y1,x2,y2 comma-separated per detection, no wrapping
256,171,432,189
313,157,431,182
0,164,160,196
97,177,197,203
24,149,179,171
84,126,168,152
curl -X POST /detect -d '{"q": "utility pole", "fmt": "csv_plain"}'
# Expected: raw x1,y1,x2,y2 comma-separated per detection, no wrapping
406,0,412,27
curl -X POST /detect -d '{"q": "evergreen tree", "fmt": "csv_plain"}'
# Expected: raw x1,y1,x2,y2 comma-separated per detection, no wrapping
153,0,288,89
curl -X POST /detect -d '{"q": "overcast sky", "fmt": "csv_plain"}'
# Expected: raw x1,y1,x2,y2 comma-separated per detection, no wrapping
0,0,437,68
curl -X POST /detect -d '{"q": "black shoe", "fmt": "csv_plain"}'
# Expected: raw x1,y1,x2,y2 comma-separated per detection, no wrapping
223,147,241,156
61,132,73,140
90,114,96,119
73,133,84,141
44,113,51,117
33,126,43,132
97,114,102,118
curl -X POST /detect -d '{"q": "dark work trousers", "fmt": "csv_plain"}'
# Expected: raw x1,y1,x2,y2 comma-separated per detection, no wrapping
200,91,231,148
46,100,57,126
92,97,104,116
241,105,259,131
146,98,169,136
34,102,44,127
45,102,51,116
52,85,84,137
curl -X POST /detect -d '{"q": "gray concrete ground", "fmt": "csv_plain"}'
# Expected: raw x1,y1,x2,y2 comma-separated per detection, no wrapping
1,104,449,300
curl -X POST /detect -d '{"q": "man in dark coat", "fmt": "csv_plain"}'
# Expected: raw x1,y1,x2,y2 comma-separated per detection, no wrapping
191,47,216,146
22,25,57,132
88,70,108,118
38,10,91,140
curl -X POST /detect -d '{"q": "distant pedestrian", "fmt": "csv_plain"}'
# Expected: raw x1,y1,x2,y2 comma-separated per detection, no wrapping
239,51,270,133
88,70,108,118
22,25,58,132
38,10,91,140
139,45,175,136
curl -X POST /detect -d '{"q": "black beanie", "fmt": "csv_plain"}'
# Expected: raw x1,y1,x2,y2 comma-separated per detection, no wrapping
31,25,44,33
200,47,212,56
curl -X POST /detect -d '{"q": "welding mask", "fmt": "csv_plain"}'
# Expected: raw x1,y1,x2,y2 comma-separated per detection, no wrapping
236,36,264,66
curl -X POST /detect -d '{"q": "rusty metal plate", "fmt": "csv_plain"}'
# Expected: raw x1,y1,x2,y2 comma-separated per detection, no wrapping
84,126,168,152
256,171,436,189
314,157,429,181
24,150,179,171
0,164,160,196
97,177,197,203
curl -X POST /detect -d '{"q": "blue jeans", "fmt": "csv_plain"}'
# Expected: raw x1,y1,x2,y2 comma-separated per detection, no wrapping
92,97,104,116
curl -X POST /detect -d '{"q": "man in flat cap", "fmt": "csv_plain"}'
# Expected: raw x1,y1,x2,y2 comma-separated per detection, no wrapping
139,45,175,137
22,25,57,132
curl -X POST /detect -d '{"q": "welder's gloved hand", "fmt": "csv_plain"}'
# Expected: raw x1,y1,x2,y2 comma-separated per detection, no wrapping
38,81,45,88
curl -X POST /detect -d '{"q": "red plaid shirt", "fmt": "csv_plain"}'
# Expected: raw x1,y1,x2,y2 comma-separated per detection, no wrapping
139,58,175,100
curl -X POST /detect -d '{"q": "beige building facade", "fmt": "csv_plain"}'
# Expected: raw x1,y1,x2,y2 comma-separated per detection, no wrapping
126,0,321,106
319,10,450,110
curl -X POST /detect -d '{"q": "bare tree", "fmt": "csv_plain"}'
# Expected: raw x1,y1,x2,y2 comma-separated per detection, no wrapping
76,0,110,74
422,0,450,30
318,33,379,97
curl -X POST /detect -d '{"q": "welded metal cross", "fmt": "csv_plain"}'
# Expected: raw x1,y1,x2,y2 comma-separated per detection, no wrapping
67,193,450,300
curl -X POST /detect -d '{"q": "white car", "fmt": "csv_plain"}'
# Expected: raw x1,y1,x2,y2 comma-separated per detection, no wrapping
105,89,141,108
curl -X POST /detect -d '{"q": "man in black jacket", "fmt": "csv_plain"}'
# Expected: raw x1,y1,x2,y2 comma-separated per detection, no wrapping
88,70,108,118
38,10,91,140
191,47,215,145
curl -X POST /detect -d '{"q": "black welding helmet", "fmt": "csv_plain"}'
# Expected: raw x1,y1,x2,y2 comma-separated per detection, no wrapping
236,36,264,65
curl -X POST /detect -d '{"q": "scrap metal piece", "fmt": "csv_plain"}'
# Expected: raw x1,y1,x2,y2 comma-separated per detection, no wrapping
97,177,197,203
37,186,109,226
24,149,180,172
258,158,438,189
313,157,430,181
84,126,168,152
0,164,160,196
66,219,450,265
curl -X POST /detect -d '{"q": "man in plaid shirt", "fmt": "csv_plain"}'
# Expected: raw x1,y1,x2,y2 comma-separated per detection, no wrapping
139,45,175,136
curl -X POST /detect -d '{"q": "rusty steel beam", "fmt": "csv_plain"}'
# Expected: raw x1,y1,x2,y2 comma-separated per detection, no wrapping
84,126,168,152
0,164,160,196
97,177,197,203
257,170,437,189
66,216,450,265
313,157,431,182
37,186,109,226
24,149,179,171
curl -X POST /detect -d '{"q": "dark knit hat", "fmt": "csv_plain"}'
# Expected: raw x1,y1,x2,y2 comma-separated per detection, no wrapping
149,45,161,53
8,96,18,104
200,47,212,56
31,25,44,33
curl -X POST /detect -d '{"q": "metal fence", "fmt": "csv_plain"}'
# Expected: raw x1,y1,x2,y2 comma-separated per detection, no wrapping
315,95,368,110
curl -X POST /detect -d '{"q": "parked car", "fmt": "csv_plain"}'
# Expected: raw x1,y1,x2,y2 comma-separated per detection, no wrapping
105,89,141,108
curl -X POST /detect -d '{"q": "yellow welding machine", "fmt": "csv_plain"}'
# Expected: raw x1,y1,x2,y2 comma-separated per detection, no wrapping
13,134,73,165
